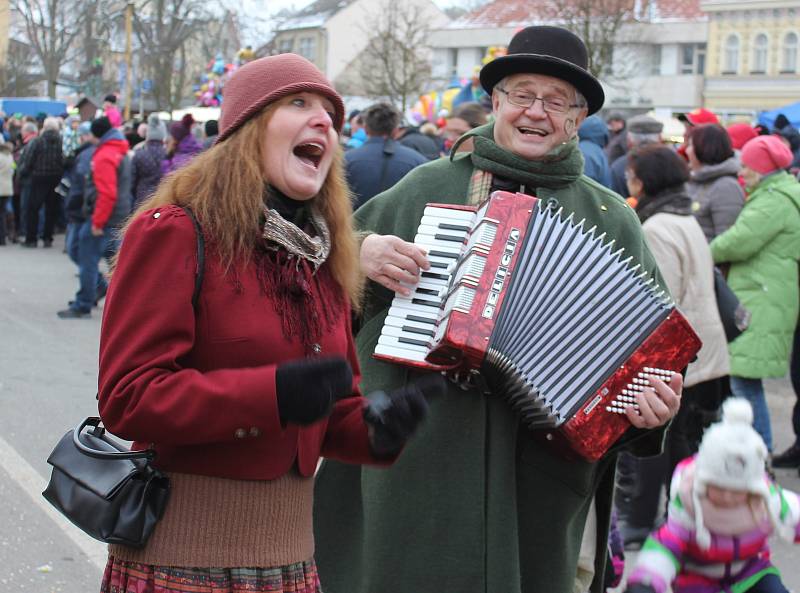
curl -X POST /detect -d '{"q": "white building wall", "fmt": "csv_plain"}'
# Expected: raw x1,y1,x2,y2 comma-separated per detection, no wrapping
325,0,449,83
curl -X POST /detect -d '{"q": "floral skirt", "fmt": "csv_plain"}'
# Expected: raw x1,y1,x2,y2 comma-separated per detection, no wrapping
100,556,322,593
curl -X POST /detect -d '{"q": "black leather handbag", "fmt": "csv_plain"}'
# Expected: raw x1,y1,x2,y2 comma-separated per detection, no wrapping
42,417,170,547
41,207,204,548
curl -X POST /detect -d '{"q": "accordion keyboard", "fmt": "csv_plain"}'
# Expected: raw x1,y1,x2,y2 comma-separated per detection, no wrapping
374,206,477,363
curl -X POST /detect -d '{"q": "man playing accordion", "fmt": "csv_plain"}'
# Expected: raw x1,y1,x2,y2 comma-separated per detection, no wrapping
314,26,683,593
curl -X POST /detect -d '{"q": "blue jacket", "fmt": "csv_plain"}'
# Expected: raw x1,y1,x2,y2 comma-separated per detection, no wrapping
578,116,613,189
65,142,96,223
345,137,428,209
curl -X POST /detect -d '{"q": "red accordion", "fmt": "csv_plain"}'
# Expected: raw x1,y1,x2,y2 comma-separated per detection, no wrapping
374,191,702,461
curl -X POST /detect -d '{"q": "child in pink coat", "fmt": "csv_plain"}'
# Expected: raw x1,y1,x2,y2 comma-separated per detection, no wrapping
624,399,800,593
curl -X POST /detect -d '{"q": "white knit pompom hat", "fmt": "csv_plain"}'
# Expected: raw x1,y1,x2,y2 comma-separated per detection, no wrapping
692,398,789,548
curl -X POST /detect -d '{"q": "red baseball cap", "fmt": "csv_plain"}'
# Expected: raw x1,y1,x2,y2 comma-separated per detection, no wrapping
679,108,719,126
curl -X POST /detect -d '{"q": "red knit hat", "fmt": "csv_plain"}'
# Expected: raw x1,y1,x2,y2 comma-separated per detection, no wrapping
679,108,719,126
217,54,345,144
726,123,758,150
740,135,793,174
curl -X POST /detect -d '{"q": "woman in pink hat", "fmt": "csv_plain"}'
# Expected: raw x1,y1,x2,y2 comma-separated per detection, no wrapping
710,135,800,454
95,54,440,593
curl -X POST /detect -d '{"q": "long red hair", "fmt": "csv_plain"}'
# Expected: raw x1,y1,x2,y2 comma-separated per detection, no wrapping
120,106,362,307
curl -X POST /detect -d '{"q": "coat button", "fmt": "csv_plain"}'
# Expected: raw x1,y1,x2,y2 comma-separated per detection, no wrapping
234,428,247,439
153,212,161,219
249,427,261,437
311,343,322,354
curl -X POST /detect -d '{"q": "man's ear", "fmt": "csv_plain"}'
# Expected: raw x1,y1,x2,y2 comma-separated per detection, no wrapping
491,89,501,114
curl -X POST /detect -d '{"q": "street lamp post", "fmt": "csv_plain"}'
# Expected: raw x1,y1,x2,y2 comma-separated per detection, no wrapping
124,2,134,121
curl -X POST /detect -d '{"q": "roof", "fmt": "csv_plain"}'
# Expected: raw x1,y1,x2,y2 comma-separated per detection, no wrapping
448,0,705,28
276,0,356,31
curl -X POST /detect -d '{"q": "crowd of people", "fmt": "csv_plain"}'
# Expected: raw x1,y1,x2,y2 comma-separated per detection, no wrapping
2,22,800,593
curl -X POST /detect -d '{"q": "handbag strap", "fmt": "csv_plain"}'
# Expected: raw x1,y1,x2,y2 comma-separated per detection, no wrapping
181,206,204,309
72,417,155,460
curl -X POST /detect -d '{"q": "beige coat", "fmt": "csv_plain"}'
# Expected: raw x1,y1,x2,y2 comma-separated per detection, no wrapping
0,152,14,196
642,212,729,386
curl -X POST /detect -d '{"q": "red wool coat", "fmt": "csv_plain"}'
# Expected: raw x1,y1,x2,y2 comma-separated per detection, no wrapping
98,205,382,479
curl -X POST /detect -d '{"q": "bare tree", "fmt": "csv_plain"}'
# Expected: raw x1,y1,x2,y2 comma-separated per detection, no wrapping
0,39,44,96
356,0,434,113
10,0,87,97
132,0,215,111
540,0,641,79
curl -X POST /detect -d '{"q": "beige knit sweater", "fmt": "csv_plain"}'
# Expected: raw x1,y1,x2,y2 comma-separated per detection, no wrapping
109,469,314,568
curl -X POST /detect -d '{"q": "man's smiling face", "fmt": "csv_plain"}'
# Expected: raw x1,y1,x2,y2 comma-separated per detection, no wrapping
491,73,587,160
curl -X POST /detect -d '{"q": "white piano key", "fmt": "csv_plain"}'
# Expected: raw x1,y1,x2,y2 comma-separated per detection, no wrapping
374,344,429,363
378,334,431,353
387,304,440,323
414,233,466,250
380,325,435,342
423,206,476,222
382,315,438,332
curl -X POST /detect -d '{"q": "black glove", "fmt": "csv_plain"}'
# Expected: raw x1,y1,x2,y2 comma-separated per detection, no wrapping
275,356,353,425
364,374,446,457
624,583,657,593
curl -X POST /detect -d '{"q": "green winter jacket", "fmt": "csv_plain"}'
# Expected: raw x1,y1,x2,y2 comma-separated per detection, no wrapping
710,170,800,378
314,125,673,593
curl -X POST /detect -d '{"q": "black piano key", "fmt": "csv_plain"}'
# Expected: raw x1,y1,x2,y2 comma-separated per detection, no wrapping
429,261,449,269
399,336,431,348
412,297,440,308
428,249,458,260
402,325,436,337
406,314,437,325
439,223,471,233
421,271,450,281
434,233,466,243
415,287,441,296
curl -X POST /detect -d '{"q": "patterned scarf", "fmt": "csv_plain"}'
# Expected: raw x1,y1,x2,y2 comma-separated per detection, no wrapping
256,195,341,353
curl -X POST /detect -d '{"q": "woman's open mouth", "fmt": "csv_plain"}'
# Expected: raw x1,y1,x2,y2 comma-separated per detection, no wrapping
293,142,324,169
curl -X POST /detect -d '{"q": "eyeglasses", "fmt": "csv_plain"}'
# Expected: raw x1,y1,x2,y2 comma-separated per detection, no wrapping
496,87,584,114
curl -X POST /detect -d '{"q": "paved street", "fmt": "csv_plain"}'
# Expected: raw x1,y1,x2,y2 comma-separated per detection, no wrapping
1,234,798,592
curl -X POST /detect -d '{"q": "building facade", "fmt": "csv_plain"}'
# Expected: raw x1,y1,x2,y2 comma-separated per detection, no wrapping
429,0,709,116
271,0,448,94
702,0,799,112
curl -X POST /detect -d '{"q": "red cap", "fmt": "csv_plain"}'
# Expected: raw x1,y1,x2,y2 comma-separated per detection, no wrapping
217,54,345,144
740,135,793,174
726,123,758,150
681,108,719,126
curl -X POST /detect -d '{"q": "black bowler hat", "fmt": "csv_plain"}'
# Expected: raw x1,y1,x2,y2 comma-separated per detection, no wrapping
480,26,605,115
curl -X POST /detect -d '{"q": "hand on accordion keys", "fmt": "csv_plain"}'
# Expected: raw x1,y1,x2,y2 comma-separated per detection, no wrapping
625,372,683,429
360,233,430,296
363,374,446,458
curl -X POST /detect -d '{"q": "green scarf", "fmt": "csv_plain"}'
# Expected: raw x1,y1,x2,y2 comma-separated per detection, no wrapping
452,122,585,190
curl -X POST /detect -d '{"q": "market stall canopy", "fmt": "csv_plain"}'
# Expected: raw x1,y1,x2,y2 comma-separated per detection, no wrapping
758,101,800,130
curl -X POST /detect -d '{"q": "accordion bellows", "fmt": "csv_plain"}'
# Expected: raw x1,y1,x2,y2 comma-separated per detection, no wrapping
374,191,701,460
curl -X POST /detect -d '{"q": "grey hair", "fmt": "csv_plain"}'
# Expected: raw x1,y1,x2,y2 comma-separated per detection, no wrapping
42,117,61,131
22,122,38,134
628,132,661,146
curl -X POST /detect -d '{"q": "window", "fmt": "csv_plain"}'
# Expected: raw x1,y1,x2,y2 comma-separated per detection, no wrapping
751,33,768,73
724,34,739,74
680,44,695,74
651,45,662,75
679,43,706,74
298,37,316,61
277,38,293,54
448,48,458,77
782,32,798,73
